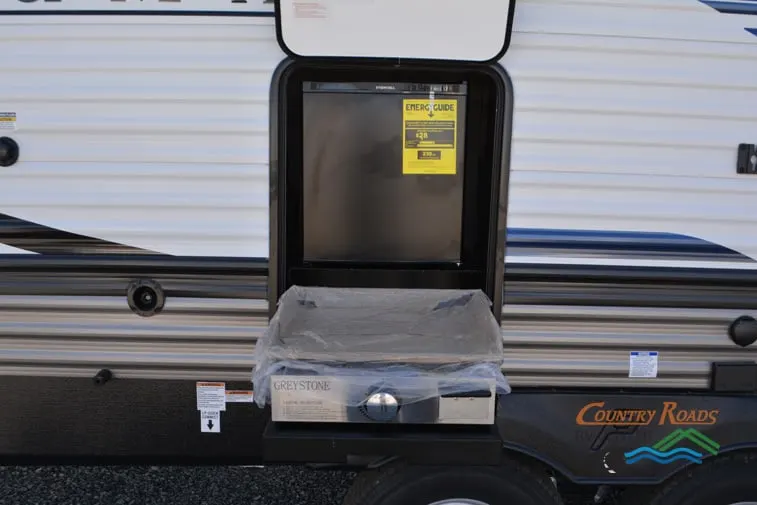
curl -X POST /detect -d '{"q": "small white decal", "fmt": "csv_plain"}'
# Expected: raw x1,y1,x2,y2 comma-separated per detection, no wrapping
225,390,254,403
629,351,658,378
200,410,221,433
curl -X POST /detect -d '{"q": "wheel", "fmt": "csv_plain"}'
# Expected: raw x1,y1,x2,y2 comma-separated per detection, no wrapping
621,452,757,505
342,459,563,505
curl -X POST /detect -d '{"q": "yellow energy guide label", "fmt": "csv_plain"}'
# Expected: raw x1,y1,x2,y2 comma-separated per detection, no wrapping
402,99,458,175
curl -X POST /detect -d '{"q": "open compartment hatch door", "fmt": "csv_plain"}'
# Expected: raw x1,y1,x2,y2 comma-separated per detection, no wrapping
275,0,516,62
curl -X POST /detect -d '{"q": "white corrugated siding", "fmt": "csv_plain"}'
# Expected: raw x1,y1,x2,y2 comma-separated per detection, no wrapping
502,0,757,263
0,16,282,257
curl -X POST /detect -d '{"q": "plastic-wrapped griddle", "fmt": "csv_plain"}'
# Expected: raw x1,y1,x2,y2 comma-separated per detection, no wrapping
252,286,510,409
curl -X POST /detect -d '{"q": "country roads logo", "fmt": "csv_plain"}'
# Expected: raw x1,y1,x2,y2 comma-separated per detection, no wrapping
624,429,720,465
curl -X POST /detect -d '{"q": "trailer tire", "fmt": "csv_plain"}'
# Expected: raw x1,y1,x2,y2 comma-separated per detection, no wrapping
621,452,757,505
342,459,563,505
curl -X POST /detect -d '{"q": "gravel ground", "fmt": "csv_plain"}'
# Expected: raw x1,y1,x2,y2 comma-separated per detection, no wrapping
0,466,355,505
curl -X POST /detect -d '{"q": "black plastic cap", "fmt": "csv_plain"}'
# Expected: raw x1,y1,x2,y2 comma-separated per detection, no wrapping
0,137,19,167
93,369,113,386
729,316,757,347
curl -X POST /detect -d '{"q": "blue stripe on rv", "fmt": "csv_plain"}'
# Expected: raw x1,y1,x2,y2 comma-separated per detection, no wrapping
699,0,757,36
506,229,752,262
700,1,757,15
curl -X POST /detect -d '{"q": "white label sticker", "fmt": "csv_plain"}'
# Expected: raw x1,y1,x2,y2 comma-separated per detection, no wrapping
629,351,658,378
270,376,348,423
0,113,16,131
200,410,221,433
226,390,254,403
196,382,226,412
292,0,328,19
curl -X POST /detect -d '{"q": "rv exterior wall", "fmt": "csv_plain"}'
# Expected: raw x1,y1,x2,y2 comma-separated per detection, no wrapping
0,0,755,388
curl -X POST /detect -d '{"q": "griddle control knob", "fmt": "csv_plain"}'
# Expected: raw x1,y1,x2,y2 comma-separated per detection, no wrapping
0,137,19,167
728,316,757,348
362,392,400,422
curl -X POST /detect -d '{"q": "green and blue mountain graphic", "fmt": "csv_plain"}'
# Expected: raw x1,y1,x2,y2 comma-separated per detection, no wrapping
624,429,720,465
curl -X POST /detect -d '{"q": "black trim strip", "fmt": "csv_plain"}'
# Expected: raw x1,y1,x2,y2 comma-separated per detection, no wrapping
0,255,754,310
0,255,267,299
505,279,757,309
503,263,757,309
505,263,757,287
0,10,274,17
0,213,159,255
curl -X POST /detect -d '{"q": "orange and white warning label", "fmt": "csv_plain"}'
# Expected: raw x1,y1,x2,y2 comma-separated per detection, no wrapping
196,382,226,412
225,390,254,403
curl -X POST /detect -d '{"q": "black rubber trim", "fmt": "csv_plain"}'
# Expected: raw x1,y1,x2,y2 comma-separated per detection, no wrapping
0,255,267,299
262,422,502,466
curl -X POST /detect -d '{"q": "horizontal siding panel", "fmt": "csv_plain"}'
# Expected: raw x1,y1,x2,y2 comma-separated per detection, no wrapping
1,80,272,104
517,79,757,123
509,143,732,179
0,177,267,207
9,103,269,135
0,296,260,379
507,51,757,91
7,135,265,164
509,32,757,62
513,111,748,147
0,56,276,72
512,0,752,43
0,297,751,390
11,134,264,162
3,162,266,178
